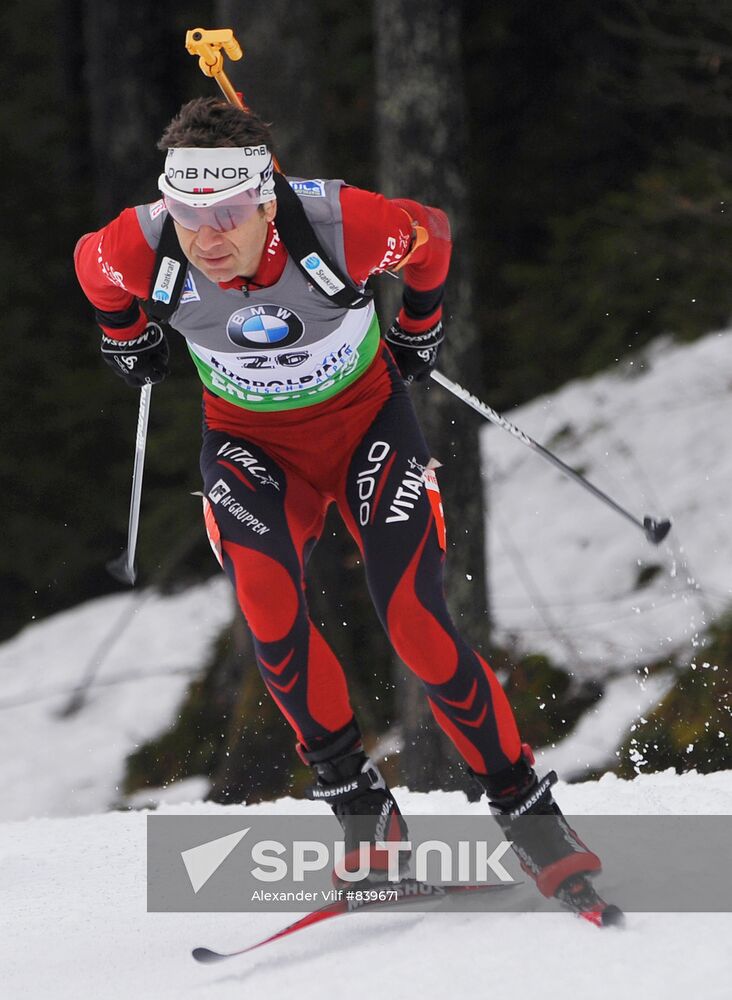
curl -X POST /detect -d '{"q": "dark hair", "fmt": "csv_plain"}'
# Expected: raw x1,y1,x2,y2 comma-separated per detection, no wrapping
158,97,275,151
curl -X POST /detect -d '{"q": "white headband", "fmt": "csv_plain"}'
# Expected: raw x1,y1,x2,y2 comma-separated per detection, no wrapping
158,146,275,206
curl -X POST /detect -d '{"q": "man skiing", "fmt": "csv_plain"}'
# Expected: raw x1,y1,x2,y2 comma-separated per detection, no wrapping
75,97,604,914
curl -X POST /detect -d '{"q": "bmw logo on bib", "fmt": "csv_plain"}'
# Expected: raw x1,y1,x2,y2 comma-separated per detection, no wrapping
226,304,305,349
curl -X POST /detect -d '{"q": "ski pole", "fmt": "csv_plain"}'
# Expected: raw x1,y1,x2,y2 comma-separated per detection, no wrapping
107,384,153,585
429,369,671,546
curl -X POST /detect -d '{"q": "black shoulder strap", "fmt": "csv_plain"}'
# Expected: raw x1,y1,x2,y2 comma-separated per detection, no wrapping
272,173,373,309
144,214,189,324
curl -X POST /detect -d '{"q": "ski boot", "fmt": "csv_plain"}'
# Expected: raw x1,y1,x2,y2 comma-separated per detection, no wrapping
300,725,409,886
477,745,622,925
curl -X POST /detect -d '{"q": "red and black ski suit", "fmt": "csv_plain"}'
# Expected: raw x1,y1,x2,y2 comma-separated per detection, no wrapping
75,184,522,777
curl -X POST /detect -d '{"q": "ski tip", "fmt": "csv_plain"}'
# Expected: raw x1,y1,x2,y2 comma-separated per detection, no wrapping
192,947,227,964
601,904,626,929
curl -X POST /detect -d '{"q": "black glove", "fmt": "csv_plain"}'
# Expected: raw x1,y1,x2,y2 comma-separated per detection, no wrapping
384,318,444,384
100,323,170,388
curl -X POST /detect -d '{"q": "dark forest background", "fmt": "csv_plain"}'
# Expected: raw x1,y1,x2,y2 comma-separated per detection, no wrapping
3,1,732,798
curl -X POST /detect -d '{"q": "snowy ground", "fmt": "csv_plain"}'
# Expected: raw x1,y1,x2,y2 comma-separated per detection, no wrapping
481,328,732,676
1,770,730,1000
0,577,233,822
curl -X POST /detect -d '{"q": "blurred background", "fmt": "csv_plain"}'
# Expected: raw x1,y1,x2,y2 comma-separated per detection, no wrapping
1,0,731,817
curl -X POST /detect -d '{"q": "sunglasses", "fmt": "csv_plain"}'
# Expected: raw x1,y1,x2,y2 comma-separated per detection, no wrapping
163,188,266,232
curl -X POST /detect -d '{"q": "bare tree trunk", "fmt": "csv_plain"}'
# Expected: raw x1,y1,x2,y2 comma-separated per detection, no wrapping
216,0,325,174
375,0,488,793
81,3,185,220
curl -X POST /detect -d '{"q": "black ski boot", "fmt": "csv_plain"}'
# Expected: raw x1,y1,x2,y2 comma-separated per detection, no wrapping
300,725,409,886
477,745,602,900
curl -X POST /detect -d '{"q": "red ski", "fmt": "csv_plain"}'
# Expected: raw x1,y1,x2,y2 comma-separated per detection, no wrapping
192,879,518,963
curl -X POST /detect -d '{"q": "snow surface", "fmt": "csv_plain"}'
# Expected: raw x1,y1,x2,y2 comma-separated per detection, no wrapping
480,329,732,676
0,577,233,821
0,771,730,1000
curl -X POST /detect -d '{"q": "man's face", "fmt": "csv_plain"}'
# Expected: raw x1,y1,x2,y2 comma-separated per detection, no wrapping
173,200,277,283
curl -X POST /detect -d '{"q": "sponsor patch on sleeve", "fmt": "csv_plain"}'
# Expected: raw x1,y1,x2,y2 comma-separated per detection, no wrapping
289,179,326,198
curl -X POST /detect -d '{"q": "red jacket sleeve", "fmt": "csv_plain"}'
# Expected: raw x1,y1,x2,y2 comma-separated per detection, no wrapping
74,207,157,340
340,187,452,333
